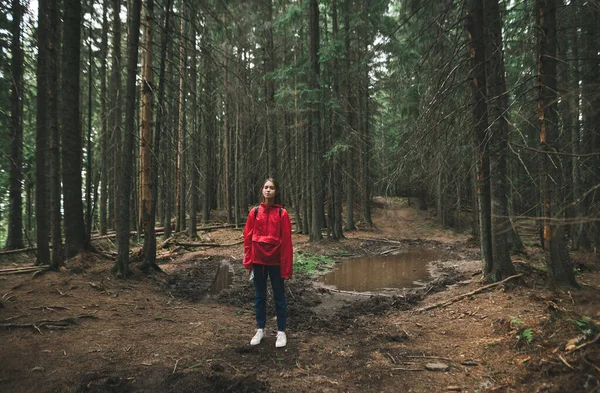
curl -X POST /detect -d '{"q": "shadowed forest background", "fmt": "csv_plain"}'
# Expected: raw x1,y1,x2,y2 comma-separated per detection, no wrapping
1,0,599,282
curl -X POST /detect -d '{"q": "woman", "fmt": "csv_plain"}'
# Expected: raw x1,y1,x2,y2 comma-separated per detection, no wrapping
243,178,293,348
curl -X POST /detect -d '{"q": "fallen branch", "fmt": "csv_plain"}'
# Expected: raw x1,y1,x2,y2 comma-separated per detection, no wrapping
173,358,182,374
391,367,423,371
32,269,47,278
158,237,173,250
0,314,98,332
0,315,26,323
0,267,48,276
381,248,402,255
415,274,523,312
29,306,70,311
579,281,600,291
0,247,38,256
557,354,576,370
197,223,243,231
0,266,45,272
582,355,600,373
566,333,600,354
326,288,393,297
406,355,453,361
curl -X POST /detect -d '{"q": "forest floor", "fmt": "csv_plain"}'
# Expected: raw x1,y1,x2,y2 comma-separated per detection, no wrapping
1,197,599,393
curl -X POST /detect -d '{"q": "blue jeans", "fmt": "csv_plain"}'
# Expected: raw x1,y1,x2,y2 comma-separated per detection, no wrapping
253,265,287,331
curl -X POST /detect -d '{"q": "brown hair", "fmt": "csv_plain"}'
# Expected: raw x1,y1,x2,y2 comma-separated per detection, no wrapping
261,178,282,205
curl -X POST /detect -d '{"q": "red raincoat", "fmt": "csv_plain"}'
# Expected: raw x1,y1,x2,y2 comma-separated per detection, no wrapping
243,203,293,279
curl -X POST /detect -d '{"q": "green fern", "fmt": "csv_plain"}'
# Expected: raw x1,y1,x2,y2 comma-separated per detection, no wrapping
520,328,534,344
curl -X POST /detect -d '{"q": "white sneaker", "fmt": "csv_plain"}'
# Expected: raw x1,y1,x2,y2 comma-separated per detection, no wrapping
250,329,264,346
275,331,287,348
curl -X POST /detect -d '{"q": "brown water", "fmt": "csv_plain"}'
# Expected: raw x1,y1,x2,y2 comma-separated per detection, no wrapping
318,248,443,292
209,263,233,295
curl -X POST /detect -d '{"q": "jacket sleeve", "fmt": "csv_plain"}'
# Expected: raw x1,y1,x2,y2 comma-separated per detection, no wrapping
242,209,255,270
279,209,293,279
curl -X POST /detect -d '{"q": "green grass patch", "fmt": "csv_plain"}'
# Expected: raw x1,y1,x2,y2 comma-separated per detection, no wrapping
294,252,335,275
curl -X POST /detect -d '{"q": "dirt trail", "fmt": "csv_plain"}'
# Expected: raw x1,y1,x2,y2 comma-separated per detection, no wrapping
1,198,599,393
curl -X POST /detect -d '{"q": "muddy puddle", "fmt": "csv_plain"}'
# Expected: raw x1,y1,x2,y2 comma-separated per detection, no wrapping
166,258,237,301
318,248,446,292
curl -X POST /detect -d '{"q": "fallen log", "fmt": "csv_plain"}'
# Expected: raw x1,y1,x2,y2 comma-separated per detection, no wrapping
172,240,244,248
415,274,523,312
0,266,48,276
0,247,38,256
0,266,46,272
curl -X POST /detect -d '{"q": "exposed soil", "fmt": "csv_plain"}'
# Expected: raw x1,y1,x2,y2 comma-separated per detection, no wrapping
1,198,599,393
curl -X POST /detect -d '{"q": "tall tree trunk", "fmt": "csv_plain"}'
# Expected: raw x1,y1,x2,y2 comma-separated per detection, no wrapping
6,0,25,250
292,49,304,233
49,0,63,267
556,1,571,250
330,0,344,240
162,37,175,239
175,15,186,232
436,152,446,227
25,181,32,236
234,101,240,227
264,0,277,179
115,0,142,276
99,0,109,236
202,32,215,224
537,0,578,287
343,0,355,231
188,19,198,238
309,0,323,241
302,117,311,235
61,0,87,258
111,0,122,232
222,13,232,224
141,0,157,268
86,21,93,240
585,2,600,250
36,0,51,265
144,0,171,268
359,6,372,225
466,0,493,274
578,0,596,251
484,0,515,280
568,0,583,250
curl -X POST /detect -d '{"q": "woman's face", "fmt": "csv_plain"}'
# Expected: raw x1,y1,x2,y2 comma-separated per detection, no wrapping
262,180,277,202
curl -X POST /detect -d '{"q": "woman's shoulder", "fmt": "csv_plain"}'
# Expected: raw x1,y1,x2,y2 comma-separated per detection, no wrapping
247,205,260,218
